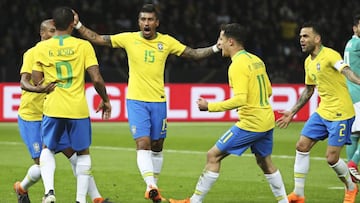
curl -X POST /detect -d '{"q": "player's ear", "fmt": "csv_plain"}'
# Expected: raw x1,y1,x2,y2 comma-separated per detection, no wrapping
156,19,159,28
229,38,235,46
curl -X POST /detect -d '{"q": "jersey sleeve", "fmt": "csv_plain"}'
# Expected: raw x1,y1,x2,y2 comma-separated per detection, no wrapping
330,50,348,72
208,94,247,112
208,61,248,112
166,35,186,56
83,41,99,69
32,44,45,72
110,32,131,48
20,48,34,74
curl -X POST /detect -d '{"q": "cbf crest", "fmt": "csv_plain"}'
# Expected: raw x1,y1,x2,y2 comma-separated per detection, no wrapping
157,42,164,51
316,63,320,71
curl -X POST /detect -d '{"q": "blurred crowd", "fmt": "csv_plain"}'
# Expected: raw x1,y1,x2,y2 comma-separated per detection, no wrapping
1,0,359,83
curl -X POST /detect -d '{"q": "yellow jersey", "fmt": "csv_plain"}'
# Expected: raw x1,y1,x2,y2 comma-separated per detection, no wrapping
209,50,274,132
110,32,186,102
33,35,98,118
18,46,45,121
305,46,354,120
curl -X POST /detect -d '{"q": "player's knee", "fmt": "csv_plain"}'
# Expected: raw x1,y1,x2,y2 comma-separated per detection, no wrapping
295,141,311,152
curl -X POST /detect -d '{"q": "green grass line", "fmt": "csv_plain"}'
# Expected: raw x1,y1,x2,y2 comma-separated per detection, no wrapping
0,140,327,161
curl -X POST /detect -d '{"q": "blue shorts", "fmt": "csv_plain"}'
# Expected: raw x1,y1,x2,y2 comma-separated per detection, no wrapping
18,116,73,158
18,116,42,159
41,116,91,151
126,99,167,140
301,112,355,146
55,131,73,154
216,125,273,157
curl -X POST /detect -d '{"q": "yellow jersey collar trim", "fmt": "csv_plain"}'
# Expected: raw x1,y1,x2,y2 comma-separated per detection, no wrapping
232,50,247,61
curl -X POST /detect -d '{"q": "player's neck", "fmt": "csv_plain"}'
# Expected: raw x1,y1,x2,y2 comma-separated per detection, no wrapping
55,31,71,36
230,47,245,58
310,45,322,59
55,27,73,36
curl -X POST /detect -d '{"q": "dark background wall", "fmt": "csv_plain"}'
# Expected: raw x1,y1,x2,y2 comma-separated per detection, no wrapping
1,0,359,84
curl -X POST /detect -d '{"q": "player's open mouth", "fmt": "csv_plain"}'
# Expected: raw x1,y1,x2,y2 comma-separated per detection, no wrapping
144,27,151,32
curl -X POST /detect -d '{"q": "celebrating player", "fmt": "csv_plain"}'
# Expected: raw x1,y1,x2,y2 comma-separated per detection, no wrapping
14,18,112,203
169,23,288,203
31,7,111,203
276,21,360,203
73,3,219,202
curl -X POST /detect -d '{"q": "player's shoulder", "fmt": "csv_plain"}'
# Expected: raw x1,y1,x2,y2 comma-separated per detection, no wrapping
239,51,263,62
322,46,339,54
157,32,176,40
320,46,341,59
113,31,137,38
34,39,46,48
351,35,360,48
32,40,49,54
24,46,37,56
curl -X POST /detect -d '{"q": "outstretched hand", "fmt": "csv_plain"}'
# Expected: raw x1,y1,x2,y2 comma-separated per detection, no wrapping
275,110,294,128
96,100,112,120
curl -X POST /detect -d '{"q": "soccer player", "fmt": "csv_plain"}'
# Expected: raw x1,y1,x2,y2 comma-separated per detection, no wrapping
31,7,111,203
73,4,220,202
276,21,360,203
14,19,56,203
344,14,360,183
14,19,111,203
169,23,288,203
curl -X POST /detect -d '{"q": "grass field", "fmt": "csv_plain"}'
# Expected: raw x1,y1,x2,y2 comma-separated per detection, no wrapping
0,122,353,203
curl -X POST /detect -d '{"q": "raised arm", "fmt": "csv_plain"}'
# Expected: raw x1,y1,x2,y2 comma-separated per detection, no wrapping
276,84,315,128
180,44,220,60
73,10,112,47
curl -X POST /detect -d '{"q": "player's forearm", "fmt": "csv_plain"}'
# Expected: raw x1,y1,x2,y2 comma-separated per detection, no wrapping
181,46,218,60
290,85,314,114
77,25,112,47
20,80,38,92
94,82,109,102
20,73,36,92
87,66,109,101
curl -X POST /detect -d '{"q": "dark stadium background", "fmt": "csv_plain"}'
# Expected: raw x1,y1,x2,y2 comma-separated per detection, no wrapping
1,0,359,84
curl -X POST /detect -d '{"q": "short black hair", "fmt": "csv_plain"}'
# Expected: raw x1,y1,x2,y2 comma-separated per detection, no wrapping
52,7,74,31
301,21,323,37
353,14,360,26
139,4,159,19
220,23,247,45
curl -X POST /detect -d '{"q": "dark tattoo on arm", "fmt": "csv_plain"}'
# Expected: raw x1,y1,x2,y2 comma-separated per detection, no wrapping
291,85,314,114
78,26,112,47
181,47,215,60
86,29,98,41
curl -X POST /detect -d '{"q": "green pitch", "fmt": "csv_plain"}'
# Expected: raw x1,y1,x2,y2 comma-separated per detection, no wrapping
0,122,349,202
